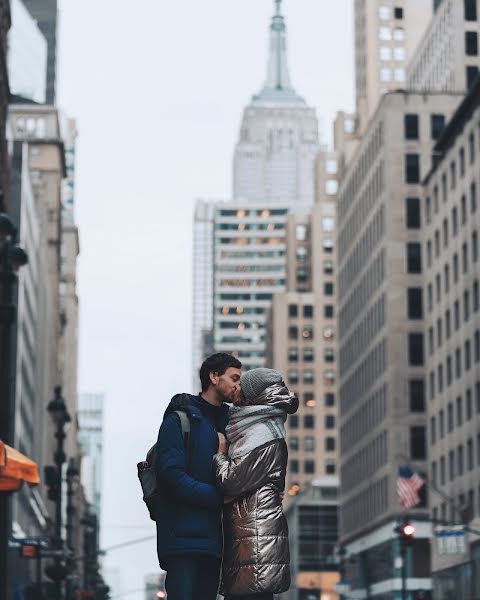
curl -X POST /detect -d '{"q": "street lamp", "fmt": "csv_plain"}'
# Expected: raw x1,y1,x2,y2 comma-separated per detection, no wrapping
0,212,28,600
45,386,72,600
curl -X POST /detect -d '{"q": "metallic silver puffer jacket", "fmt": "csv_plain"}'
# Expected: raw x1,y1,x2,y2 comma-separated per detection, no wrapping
214,388,298,597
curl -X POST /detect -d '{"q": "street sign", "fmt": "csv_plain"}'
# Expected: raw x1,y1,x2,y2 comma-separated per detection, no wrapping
435,525,466,555
335,582,351,594
9,536,50,549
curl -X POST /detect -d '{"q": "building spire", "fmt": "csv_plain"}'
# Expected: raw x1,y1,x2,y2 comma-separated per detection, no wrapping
253,0,304,105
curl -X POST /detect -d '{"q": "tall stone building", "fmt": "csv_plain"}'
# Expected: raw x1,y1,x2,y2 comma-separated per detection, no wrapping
407,0,480,93
354,0,432,132
22,0,57,104
0,0,10,212
233,0,319,207
337,91,462,598
422,77,480,598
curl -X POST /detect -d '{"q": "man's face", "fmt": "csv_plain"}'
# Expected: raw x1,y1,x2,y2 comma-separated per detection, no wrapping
232,384,246,406
213,367,241,403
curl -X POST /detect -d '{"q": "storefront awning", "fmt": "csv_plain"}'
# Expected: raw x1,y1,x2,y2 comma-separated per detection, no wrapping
0,440,40,492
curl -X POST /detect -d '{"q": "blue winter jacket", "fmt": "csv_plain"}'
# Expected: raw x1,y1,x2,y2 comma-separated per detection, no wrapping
155,393,229,568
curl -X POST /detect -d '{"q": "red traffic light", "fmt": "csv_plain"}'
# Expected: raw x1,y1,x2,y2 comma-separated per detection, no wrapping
403,524,415,537
20,545,38,558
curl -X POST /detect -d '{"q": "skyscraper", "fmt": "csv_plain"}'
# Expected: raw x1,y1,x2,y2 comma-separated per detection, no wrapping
233,0,319,207
22,0,57,104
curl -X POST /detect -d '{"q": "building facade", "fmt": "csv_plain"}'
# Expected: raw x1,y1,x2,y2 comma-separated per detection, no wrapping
354,0,432,131
407,0,480,94
232,0,319,206
0,0,10,212
337,91,462,598
422,77,480,599
8,0,47,103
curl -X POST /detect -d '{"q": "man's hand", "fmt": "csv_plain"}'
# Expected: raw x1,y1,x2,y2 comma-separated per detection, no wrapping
217,432,228,454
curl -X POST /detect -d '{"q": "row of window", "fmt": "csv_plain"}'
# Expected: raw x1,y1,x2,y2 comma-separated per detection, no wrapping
289,414,336,430
289,436,336,453
426,182,477,229
290,459,336,475
430,383,480,444
288,348,334,363
427,334,480,395
288,325,336,341
288,392,335,409
404,113,446,141
431,437,480,487
288,370,336,386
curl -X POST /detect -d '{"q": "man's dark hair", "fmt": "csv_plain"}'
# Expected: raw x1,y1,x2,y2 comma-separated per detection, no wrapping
199,353,242,391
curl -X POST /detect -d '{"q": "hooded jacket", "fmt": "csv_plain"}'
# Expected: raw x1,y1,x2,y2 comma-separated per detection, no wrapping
213,386,298,596
155,393,229,568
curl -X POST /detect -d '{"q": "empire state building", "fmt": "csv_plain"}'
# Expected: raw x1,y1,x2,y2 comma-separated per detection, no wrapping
233,0,319,207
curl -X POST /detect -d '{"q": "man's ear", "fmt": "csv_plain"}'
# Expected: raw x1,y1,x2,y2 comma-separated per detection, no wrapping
209,371,219,386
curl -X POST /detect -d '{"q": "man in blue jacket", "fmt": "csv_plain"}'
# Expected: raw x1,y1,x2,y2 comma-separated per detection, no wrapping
155,353,242,600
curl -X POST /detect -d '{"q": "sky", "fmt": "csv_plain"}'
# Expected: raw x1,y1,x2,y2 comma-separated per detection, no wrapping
56,1,354,598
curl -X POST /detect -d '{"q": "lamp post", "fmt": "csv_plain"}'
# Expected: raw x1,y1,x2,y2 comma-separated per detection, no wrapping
45,386,71,600
0,212,28,600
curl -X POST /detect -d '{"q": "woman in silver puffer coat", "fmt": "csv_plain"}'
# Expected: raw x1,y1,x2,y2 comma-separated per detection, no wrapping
214,368,299,600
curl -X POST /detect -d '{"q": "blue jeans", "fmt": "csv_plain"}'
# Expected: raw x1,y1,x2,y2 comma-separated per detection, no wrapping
164,556,220,600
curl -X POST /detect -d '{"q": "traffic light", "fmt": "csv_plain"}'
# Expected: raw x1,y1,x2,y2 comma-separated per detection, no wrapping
395,520,415,546
44,465,60,502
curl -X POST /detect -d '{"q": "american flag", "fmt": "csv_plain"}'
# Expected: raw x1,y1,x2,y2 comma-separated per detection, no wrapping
397,464,425,509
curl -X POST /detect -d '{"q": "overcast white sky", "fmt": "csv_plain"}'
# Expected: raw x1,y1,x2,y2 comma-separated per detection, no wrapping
57,1,354,597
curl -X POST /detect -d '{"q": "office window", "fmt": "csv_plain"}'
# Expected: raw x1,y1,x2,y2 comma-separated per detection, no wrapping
304,415,314,429
379,46,392,60
378,6,391,20
393,27,405,40
288,348,298,362
302,326,313,340
325,415,335,429
444,264,450,293
467,389,473,420
304,460,315,474
471,183,477,213
465,0,478,21
455,300,460,329
289,415,299,429
408,288,423,319
463,242,469,272
460,147,466,176
407,243,422,273
323,239,333,253
303,305,314,318
450,161,457,189
394,6,404,18
452,206,458,234
406,197,421,228
443,218,449,246
394,47,406,60
456,348,462,378
324,348,335,363
431,416,436,445
325,437,336,452
289,437,299,451
457,396,464,426
324,370,335,385
431,114,445,140
468,439,474,470
290,460,299,473
289,304,298,317
470,133,476,164
458,445,465,476
303,348,314,363
462,194,467,223
439,410,445,438
303,370,314,384
380,68,392,82
410,380,425,412
405,114,419,139
454,253,459,282
427,240,432,267
324,305,334,318
323,326,335,340
467,66,479,88
466,31,479,55
410,426,426,460
426,196,432,222
325,393,335,406
324,282,334,295
446,309,451,338
405,154,420,183
449,450,455,481
289,326,298,340
409,333,424,366
323,260,334,274
465,290,471,321
304,392,315,407
439,457,445,486
288,369,299,384
325,460,336,475
475,281,480,311
447,355,452,385
304,437,315,452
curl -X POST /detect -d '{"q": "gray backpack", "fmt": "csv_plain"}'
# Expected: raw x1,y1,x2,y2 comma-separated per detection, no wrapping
137,410,191,521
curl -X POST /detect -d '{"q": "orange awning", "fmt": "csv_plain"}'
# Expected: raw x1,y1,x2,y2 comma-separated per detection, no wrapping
0,440,40,492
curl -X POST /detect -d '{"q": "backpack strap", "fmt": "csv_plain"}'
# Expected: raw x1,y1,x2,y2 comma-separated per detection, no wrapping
174,410,191,448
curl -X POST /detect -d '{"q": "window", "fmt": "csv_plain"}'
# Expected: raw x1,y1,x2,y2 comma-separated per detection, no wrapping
325,393,335,406
408,288,423,319
455,300,460,329
404,114,419,139
452,206,458,235
323,239,333,253
323,326,335,340
410,380,425,412
409,333,424,366
462,194,467,223
394,6,404,18
325,460,336,475
303,393,315,408
296,225,307,240
325,415,335,429
288,348,298,362
322,217,334,232
431,114,445,140
323,260,334,274
379,27,392,40
465,0,478,21
302,326,313,340
288,370,299,384
324,305,334,318
405,154,420,183
466,31,479,55
406,197,421,228
325,437,336,452
450,160,457,189
449,450,455,480
289,304,298,317
446,309,451,338
324,282,334,295
467,389,473,420
460,147,466,177
304,415,314,429
378,6,391,20
304,460,315,474
470,133,476,164
463,242,469,272
394,47,406,60
304,437,315,452
290,460,299,473
303,348,314,362
393,27,405,41
431,416,436,445
296,246,308,262
289,326,298,340
443,218,449,246
303,305,313,318
395,68,406,82
303,370,314,385
427,240,432,267
323,370,335,385
410,426,426,460
289,437,299,451
439,410,445,438
426,196,432,223
289,415,299,429
457,396,464,426
407,243,422,273
324,348,335,363
467,66,479,88
458,445,464,476
454,253,459,282
380,68,392,82
379,46,392,60
471,183,477,213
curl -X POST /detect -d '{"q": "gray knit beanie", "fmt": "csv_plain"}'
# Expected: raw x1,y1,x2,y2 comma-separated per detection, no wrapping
240,368,283,403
